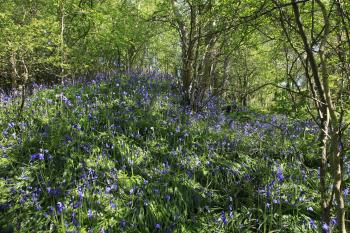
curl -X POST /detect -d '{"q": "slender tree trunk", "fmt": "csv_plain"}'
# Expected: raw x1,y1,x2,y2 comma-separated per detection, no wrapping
10,52,17,90
19,59,29,115
170,0,201,107
330,129,346,233
182,44,195,105
221,54,230,98
291,1,346,231
60,0,66,84
200,35,216,100
317,0,346,230
292,0,331,228
319,115,331,226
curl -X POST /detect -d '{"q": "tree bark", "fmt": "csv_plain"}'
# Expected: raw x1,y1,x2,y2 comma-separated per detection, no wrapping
291,0,346,231
10,52,17,90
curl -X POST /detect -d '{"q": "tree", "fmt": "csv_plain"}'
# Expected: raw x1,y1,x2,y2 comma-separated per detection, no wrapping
272,0,349,231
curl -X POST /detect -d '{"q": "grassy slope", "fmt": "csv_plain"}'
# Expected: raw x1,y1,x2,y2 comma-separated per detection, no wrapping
0,72,348,232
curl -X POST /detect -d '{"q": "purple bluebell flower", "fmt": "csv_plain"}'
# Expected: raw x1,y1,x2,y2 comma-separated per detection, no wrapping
221,211,227,225
120,219,127,228
2,130,8,137
72,124,81,130
88,112,93,121
60,93,72,106
165,195,171,201
8,122,15,128
273,199,280,204
110,200,116,209
48,206,55,214
229,205,234,219
276,165,284,183
47,187,61,197
322,223,329,232
19,196,28,205
330,218,337,226
344,188,349,200
186,170,193,179
73,200,81,209
309,219,317,229
106,186,112,194
155,223,161,230
88,209,93,219
31,153,44,161
72,212,79,226
153,189,160,194
78,186,84,199
338,143,343,151
56,202,65,214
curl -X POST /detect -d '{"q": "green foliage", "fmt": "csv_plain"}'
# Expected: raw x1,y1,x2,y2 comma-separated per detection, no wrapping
1,73,348,232
1,0,350,232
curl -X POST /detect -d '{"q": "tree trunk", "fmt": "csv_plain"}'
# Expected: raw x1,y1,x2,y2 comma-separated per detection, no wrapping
19,59,29,115
182,45,195,104
198,35,216,105
59,0,66,85
292,1,346,231
10,52,17,90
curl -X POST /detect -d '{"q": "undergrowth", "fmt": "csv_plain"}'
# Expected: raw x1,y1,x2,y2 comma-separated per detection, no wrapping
0,71,349,232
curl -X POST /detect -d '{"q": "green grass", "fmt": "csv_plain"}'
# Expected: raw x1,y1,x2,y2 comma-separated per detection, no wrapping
0,73,348,232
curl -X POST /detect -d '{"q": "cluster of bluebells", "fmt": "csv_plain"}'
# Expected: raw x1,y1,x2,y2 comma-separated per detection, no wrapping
30,153,44,161
0,69,348,232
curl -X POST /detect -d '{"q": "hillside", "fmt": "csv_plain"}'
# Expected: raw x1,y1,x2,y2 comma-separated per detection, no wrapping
1,71,342,233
